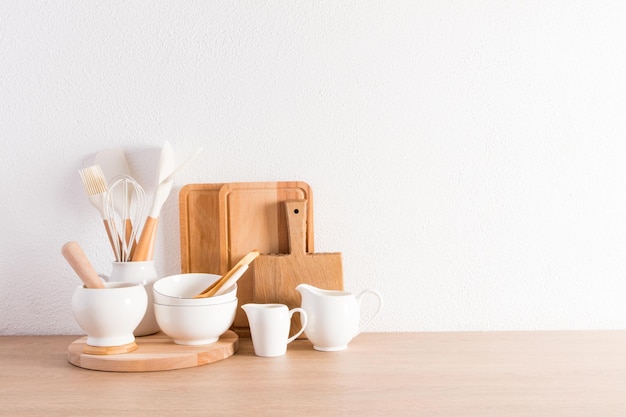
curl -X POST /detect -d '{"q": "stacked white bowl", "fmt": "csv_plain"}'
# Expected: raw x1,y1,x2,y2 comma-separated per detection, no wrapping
153,273,238,345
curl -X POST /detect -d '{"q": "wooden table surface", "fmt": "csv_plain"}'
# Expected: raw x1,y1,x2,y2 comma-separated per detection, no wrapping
1,331,626,416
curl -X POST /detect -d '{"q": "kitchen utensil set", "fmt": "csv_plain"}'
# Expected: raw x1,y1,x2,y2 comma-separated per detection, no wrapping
78,142,201,262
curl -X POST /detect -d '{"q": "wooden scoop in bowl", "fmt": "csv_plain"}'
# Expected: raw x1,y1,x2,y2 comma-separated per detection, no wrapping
194,250,260,298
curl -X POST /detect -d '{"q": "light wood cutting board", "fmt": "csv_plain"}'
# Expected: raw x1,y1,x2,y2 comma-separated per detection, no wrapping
179,183,224,274
253,200,344,337
179,182,314,334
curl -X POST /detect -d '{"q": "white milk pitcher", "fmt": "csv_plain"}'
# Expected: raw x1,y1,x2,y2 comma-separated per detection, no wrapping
242,303,308,357
100,261,159,336
296,283,383,352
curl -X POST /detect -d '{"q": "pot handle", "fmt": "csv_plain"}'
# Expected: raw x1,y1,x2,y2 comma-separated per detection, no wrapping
356,289,383,335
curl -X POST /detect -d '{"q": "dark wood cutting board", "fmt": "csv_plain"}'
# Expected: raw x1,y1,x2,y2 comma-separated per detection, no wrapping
252,200,344,337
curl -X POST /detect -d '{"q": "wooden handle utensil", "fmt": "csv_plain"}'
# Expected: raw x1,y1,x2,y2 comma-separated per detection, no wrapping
61,241,105,289
194,250,260,298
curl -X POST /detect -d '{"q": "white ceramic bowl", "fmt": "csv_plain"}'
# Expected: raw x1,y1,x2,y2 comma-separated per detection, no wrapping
71,282,148,347
153,273,237,306
154,298,238,345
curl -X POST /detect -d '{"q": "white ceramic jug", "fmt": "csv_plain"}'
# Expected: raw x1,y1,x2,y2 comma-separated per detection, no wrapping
296,283,383,351
100,261,159,336
242,303,308,357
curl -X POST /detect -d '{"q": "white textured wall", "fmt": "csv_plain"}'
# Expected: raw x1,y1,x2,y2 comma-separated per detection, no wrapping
2,1,626,335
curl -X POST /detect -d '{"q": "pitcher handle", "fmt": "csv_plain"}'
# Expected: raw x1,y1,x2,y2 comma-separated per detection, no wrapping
287,308,308,344
356,289,383,336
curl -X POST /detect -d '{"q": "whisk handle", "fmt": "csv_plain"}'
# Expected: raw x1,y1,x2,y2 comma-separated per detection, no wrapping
103,220,118,259
131,216,158,261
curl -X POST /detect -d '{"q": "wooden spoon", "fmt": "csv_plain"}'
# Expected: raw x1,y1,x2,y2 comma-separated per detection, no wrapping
194,250,260,298
61,241,105,289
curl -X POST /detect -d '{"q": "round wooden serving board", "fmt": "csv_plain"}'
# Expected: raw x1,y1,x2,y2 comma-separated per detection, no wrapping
67,330,239,372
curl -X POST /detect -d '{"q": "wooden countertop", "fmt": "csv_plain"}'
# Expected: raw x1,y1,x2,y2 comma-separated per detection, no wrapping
1,331,626,416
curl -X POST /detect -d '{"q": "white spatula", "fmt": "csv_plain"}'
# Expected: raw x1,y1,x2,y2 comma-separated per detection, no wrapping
131,142,175,261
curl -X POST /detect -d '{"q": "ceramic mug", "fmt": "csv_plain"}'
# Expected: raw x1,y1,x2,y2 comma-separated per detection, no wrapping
242,303,308,357
100,260,159,336
71,282,147,348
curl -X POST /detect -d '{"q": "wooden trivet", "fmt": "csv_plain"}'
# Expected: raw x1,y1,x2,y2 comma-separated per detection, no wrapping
67,331,238,372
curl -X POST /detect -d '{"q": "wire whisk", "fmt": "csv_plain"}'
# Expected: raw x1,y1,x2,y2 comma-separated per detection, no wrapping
104,175,146,262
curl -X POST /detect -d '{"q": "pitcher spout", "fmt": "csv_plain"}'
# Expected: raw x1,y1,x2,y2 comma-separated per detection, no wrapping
295,283,316,296
296,283,330,303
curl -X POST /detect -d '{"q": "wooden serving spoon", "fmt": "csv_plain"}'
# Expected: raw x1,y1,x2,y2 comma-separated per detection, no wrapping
61,241,105,289
194,250,260,298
